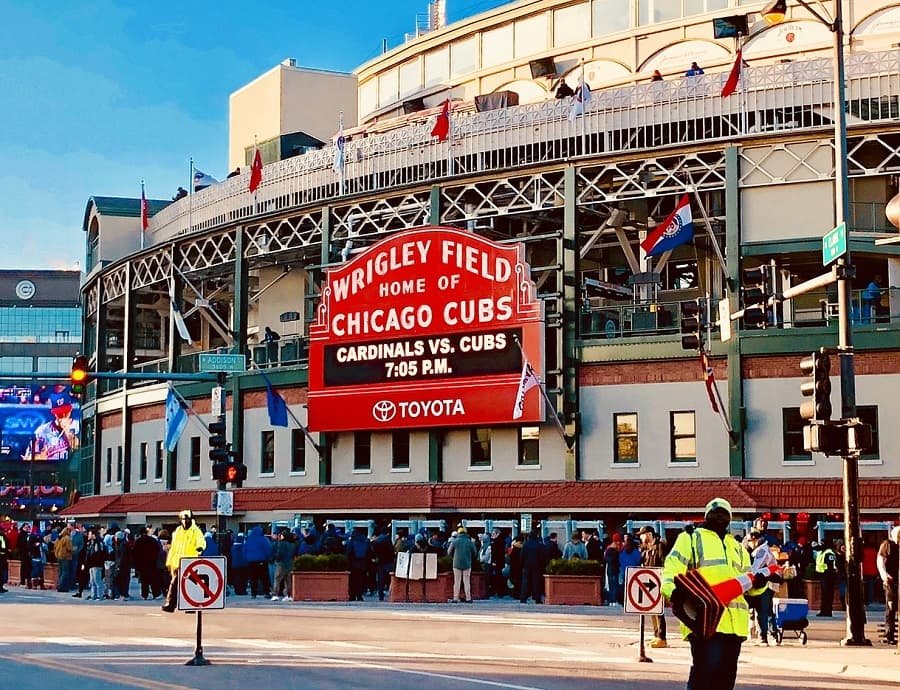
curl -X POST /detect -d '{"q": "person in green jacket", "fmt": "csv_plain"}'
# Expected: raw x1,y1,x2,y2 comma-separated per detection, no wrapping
448,527,478,603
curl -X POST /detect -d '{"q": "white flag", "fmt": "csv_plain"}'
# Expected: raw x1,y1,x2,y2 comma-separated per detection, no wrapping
169,278,192,343
567,74,592,122
512,360,541,420
164,387,188,452
333,125,346,174
192,168,218,191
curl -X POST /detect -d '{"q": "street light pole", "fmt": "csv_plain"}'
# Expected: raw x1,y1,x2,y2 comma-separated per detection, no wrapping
762,0,868,645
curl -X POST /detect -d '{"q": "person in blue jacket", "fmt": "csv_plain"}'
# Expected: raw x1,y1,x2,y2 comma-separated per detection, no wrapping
230,533,248,595
243,527,272,598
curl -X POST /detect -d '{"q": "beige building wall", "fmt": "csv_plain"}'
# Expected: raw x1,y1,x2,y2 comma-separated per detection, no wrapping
229,63,358,171
742,182,835,244
89,212,143,268
249,267,307,343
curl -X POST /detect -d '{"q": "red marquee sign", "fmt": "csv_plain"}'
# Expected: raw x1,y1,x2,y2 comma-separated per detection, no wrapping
308,226,544,432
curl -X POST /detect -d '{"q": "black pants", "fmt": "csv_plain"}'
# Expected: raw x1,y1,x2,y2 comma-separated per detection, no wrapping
19,557,31,584
520,566,542,603
886,582,898,642
819,572,835,616
247,561,268,596
139,568,162,599
687,633,743,690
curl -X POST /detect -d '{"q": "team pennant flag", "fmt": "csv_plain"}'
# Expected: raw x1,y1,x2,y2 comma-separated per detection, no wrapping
512,359,541,420
169,278,192,343
431,99,451,142
249,148,263,193
721,49,743,98
257,368,288,427
641,194,694,257
164,387,189,452
193,168,218,192
700,351,720,414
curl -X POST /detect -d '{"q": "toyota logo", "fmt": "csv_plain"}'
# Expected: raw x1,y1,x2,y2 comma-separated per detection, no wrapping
372,400,397,423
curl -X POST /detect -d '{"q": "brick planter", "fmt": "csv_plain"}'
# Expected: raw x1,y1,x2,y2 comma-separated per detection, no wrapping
291,571,350,602
543,574,603,606
389,572,453,602
803,578,843,612
7,559,20,585
6,560,57,588
470,571,488,600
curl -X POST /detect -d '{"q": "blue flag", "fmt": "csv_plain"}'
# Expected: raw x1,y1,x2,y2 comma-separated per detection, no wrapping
164,388,188,451
265,379,288,427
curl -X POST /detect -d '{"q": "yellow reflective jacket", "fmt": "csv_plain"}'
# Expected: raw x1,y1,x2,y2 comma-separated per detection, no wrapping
165,523,206,571
815,548,835,573
662,527,764,639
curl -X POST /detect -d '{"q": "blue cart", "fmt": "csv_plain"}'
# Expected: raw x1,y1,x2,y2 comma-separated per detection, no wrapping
772,597,809,645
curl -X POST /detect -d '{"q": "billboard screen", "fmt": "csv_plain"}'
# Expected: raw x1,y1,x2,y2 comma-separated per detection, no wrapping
0,384,81,462
308,227,544,432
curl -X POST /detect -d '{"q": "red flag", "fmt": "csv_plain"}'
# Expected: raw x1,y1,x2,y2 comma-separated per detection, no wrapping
721,49,742,98
249,148,263,193
700,351,720,414
140,183,149,231
431,99,451,142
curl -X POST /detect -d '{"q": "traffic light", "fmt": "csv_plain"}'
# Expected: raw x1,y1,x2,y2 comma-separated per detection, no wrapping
741,265,772,329
211,450,247,487
799,351,832,422
679,300,703,351
208,420,228,463
70,355,90,397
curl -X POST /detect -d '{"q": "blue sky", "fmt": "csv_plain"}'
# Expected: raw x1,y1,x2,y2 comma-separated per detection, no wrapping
0,0,508,269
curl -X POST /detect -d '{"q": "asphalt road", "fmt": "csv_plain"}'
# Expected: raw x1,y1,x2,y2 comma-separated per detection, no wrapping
0,587,896,690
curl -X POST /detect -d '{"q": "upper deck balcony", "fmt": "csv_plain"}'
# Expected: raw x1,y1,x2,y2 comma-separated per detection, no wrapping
148,49,900,246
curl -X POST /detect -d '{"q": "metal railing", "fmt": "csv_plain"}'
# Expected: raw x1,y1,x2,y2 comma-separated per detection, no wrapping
848,201,896,233
581,298,683,339
148,49,900,243
250,334,309,369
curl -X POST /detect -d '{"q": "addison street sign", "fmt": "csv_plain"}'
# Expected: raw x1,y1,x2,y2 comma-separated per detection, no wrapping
308,226,545,432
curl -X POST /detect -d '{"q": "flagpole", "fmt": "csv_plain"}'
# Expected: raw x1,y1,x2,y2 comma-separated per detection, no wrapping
685,169,729,288
738,33,748,135
253,134,259,216
140,179,146,250
189,158,194,234
338,111,345,197
512,336,572,448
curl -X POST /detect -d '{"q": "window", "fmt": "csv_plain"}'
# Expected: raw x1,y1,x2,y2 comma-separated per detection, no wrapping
858,405,880,461
106,447,112,484
639,0,681,25
290,428,306,473
514,14,547,59
154,440,164,481
399,57,422,98
424,46,450,87
482,24,513,68
470,428,492,467
670,411,696,463
354,431,371,471
189,436,201,478
377,68,399,108
359,79,377,117
613,413,638,464
261,430,275,474
684,0,728,16
392,430,410,470
519,426,540,466
116,446,123,484
554,2,591,47
139,442,148,481
593,0,631,35
782,408,812,462
450,36,478,78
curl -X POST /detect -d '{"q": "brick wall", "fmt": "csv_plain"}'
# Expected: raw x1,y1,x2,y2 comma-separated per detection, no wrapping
100,412,122,429
743,351,900,379
242,387,308,409
580,358,726,385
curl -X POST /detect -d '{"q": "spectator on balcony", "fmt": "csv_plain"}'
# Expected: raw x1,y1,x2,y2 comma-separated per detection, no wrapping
651,70,664,82
554,79,574,99
863,275,884,323
263,326,280,364
226,167,241,179
686,62,705,77
173,186,188,201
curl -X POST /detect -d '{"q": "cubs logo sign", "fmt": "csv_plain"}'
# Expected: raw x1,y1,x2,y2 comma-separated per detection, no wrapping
308,226,544,432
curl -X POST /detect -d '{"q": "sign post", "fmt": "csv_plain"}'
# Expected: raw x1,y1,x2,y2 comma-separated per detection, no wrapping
178,556,227,666
624,566,664,663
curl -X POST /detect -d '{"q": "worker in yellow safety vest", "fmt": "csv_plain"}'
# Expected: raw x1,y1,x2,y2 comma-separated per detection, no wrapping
161,509,206,613
662,498,768,690
814,540,837,617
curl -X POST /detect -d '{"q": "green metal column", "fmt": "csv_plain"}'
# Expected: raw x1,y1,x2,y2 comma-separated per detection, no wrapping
121,264,135,493
562,166,579,479
430,185,442,225
318,207,333,485
230,227,248,458
92,279,106,493
725,146,745,478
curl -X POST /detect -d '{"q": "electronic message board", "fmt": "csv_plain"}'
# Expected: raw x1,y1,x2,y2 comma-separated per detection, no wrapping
308,227,544,432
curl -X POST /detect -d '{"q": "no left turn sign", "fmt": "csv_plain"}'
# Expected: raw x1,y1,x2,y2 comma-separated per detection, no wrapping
178,557,227,611
624,566,664,615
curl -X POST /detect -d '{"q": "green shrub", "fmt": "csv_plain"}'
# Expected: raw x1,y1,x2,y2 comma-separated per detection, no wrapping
544,558,602,576
437,555,453,573
292,553,349,572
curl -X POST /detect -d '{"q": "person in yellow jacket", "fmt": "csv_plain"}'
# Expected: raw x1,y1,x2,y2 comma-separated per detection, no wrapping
662,498,768,690
161,509,206,612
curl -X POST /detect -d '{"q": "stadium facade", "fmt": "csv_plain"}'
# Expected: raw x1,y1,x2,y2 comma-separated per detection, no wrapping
66,0,900,537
